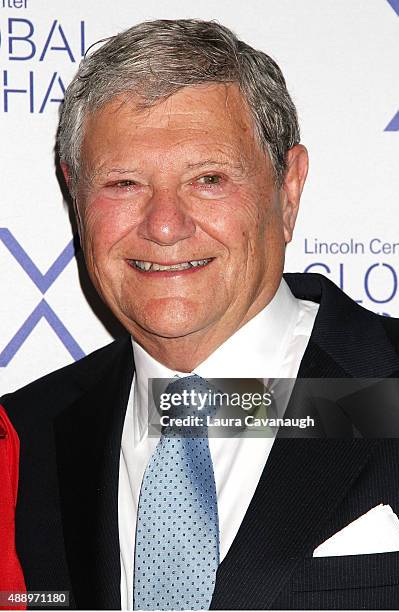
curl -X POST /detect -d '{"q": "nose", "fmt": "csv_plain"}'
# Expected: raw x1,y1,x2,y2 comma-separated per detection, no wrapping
137,187,196,246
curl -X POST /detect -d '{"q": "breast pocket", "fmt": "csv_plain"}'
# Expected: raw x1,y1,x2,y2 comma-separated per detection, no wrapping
282,552,399,610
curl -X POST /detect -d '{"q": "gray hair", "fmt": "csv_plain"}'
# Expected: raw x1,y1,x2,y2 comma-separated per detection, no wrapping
57,19,300,191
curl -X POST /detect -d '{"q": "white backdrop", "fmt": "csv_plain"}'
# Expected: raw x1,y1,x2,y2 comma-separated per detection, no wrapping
1,0,398,393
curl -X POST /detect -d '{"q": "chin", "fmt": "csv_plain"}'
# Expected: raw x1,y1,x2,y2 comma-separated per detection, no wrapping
123,298,207,339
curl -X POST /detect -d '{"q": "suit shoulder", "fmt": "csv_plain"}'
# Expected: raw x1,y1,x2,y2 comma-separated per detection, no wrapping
1,335,131,421
380,314,399,355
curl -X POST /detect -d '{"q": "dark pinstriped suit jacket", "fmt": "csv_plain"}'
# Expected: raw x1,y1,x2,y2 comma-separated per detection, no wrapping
3,272,399,609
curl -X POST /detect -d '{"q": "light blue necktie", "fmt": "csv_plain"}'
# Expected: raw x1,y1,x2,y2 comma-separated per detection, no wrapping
133,375,220,611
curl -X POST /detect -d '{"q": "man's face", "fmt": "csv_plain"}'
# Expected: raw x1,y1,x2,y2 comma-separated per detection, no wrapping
72,84,307,354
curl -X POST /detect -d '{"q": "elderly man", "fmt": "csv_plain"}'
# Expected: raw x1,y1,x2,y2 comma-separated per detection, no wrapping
2,18,399,611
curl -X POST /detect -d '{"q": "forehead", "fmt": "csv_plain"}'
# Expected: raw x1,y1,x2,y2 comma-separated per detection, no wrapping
80,83,264,167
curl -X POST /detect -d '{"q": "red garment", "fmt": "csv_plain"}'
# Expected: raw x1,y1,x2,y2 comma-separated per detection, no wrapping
0,405,26,610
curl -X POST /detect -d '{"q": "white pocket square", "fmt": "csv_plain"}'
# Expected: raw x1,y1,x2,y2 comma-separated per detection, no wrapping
313,504,399,557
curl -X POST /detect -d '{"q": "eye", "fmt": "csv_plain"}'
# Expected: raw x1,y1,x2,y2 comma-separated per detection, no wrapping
115,180,137,189
104,179,141,194
102,178,145,199
195,174,223,187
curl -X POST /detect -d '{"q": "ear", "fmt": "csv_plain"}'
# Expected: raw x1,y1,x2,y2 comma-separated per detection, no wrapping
279,144,309,244
60,162,84,239
60,161,72,190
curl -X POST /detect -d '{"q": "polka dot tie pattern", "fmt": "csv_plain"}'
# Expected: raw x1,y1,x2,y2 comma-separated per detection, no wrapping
133,375,220,610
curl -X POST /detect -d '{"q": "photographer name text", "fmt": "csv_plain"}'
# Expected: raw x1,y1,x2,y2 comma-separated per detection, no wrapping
160,415,314,430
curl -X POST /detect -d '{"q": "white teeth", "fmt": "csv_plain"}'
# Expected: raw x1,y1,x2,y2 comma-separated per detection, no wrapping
132,258,211,272
152,262,191,271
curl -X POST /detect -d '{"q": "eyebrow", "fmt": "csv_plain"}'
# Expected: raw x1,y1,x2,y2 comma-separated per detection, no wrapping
105,168,140,176
186,159,243,170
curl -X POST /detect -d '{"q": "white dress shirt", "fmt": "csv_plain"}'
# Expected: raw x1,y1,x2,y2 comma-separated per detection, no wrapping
118,278,319,610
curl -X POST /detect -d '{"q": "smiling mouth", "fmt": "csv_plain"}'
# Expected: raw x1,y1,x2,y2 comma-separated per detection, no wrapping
129,258,213,272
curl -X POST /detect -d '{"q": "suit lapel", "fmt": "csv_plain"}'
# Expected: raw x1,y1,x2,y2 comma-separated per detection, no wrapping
212,273,399,609
54,338,133,610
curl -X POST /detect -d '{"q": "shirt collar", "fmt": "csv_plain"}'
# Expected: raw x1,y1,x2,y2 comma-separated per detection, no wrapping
194,278,299,379
131,278,300,445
